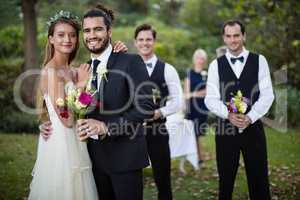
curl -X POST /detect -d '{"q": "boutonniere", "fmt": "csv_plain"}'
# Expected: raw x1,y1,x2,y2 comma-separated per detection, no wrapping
201,70,207,76
152,88,161,104
97,67,108,82
201,70,207,81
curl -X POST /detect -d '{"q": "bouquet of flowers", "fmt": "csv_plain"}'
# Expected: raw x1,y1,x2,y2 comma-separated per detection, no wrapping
226,90,249,133
56,83,100,121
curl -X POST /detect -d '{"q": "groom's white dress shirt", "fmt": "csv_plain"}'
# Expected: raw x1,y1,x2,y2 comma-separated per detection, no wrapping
91,44,112,89
204,47,274,123
144,54,183,117
88,44,113,139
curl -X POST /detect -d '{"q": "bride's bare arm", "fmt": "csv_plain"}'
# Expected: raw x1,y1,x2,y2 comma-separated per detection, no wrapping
41,68,73,128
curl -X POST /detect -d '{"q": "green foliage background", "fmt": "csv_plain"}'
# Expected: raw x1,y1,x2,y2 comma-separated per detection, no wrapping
0,0,299,132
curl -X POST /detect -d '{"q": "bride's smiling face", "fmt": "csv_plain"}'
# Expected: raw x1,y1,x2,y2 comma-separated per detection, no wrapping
49,22,78,54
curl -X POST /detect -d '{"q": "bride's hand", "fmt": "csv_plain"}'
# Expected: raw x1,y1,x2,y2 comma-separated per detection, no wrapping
112,40,128,53
76,63,91,89
70,67,78,83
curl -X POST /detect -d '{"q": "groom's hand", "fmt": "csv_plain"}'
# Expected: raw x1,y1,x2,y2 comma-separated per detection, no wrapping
39,121,52,141
77,119,108,141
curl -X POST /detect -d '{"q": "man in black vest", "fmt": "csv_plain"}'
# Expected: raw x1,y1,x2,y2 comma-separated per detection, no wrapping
134,24,183,200
205,20,274,200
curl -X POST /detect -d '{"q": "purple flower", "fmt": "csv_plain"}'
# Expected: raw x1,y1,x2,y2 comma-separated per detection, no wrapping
232,106,238,113
242,97,250,105
78,92,92,106
230,102,238,112
227,100,238,113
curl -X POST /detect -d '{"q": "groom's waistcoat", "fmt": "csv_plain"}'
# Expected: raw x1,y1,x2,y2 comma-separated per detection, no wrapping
148,59,169,124
216,52,262,135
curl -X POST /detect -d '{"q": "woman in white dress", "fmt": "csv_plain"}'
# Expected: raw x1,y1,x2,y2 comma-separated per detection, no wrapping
28,11,98,200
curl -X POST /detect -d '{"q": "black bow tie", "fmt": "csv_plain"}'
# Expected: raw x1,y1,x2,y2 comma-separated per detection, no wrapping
146,63,152,68
230,56,244,64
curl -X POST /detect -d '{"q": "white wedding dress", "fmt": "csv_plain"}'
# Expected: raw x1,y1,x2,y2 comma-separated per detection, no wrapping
28,94,98,200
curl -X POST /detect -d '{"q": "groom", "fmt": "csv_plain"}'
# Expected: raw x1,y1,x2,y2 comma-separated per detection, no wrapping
75,5,154,200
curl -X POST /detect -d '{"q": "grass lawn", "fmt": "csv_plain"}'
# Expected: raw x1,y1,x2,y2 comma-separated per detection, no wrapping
0,128,299,200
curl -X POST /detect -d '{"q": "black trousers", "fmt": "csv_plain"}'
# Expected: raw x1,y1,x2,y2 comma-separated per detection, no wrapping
145,123,172,200
92,165,143,200
215,122,271,200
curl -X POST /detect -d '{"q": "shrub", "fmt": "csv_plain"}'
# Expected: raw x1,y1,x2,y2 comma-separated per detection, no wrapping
287,86,300,127
0,26,23,58
0,58,23,112
0,112,39,133
0,57,40,133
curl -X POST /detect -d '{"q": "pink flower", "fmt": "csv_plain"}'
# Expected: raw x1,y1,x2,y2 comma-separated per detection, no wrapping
78,92,92,106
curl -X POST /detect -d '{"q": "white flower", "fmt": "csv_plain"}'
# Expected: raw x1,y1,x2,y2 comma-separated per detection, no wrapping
65,81,75,95
68,88,77,98
56,98,65,107
201,70,208,76
97,67,108,81
75,99,87,110
97,67,108,76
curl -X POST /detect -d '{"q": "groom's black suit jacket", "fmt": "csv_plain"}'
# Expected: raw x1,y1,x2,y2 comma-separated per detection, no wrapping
86,52,154,173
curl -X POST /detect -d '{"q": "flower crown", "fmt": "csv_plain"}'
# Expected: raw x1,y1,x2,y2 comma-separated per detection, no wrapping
46,10,79,27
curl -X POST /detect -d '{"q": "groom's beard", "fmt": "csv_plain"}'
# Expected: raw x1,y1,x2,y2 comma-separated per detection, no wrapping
84,36,110,54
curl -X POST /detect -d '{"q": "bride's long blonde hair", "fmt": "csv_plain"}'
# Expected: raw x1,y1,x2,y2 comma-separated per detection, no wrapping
36,17,80,122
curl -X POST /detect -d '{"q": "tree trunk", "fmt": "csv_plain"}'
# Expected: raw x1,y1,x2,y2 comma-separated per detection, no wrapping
143,0,149,14
21,0,38,106
169,0,177,25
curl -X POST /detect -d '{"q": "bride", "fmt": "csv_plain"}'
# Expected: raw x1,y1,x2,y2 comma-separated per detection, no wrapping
28,11,99,200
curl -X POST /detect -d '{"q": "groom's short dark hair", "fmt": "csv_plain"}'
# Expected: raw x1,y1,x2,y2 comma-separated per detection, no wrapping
83,4,115,29
134,24,157,39
222,20,245,35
